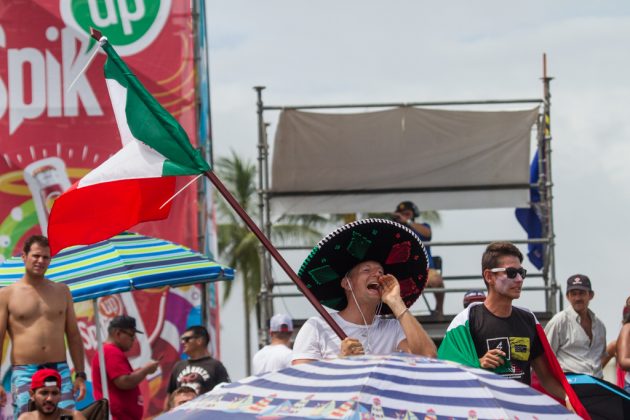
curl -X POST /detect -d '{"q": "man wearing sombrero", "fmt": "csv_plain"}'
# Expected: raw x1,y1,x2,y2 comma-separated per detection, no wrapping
292,219,437,363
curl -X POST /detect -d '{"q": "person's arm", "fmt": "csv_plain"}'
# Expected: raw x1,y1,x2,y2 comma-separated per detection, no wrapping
292,358,317,365
112,360,160,390
72,410,87,420
543,315,562,354
380,274,436,357
64,285,86,401
601,339,617,368
531,354,566,401
167,363,179,394
410,222,431,239
0,289,9,406
617,324,630,370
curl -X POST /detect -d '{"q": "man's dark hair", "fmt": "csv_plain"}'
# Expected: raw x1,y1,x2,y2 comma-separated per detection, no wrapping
185,325,210,346
23,235,49,254
481,242,523,288
107,325,117,335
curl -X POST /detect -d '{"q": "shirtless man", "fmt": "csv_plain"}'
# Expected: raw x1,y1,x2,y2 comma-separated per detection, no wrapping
0,235,86,417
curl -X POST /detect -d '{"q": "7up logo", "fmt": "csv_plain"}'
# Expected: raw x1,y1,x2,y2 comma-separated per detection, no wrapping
60,0,171,56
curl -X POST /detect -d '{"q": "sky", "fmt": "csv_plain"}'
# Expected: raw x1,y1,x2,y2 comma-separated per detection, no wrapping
205,1,630,381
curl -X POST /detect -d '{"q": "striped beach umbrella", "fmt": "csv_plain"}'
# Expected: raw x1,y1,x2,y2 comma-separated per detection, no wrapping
159,353,579,420
0,232,233,301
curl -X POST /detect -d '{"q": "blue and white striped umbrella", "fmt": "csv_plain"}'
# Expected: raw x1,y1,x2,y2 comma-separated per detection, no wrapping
0,232,234,302
159,353,578,420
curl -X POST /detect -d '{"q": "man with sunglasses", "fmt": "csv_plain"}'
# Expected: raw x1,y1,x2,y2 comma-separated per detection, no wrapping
91,315,160,420
439,242,586,415
167,326,229,397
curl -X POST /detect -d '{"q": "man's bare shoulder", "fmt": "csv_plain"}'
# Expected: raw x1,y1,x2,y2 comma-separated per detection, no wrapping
34,278,71,294
2,278,70,299
0,283,14,301
47,279,70,291
17,411,36,420
17,408,84,420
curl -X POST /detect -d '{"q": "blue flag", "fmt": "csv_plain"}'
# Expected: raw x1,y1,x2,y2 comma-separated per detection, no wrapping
515,151,544,269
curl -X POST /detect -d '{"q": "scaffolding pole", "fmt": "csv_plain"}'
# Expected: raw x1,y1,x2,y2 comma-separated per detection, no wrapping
254,77,558,345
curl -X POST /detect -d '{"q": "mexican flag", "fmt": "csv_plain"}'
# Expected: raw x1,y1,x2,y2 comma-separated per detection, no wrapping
438,303,590,419
47,38,210,256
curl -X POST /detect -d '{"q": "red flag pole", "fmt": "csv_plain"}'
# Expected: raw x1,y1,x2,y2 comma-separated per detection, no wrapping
88,27,345,339
204,170,347,340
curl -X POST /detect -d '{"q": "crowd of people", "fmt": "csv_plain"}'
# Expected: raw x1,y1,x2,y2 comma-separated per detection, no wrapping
2,210,630,418
0,235,231,419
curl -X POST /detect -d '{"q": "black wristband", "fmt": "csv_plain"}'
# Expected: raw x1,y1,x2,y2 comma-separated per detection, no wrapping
75,371,87,380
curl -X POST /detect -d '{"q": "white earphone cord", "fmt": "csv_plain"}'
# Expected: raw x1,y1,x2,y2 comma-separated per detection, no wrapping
345,275,380,354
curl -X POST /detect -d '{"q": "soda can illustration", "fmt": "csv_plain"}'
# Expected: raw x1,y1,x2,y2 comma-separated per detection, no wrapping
24,157,72,235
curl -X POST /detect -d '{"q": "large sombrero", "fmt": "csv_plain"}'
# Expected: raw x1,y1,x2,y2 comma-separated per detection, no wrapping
298,218,429,315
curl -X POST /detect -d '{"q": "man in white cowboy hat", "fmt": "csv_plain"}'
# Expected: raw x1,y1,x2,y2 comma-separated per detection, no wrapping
292,219,437,364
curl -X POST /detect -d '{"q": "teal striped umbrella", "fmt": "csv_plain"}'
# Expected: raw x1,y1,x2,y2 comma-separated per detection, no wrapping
0,232,234,302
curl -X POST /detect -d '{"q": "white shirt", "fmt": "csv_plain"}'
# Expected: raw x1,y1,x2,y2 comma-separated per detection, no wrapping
292,312,406,361
544,305,607,378
252,344,293,375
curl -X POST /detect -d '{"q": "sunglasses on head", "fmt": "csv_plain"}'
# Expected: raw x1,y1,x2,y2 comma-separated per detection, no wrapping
490,267,527,279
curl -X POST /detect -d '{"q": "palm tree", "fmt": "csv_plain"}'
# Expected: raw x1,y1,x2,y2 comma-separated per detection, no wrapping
214,151,326,374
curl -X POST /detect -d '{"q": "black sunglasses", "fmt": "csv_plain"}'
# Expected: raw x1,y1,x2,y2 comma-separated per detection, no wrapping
180,335,199,343
490,267,527,279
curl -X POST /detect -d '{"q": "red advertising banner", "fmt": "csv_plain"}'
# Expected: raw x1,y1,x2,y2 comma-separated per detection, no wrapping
76,288,205,418
0,0,200,259
0,2,216,418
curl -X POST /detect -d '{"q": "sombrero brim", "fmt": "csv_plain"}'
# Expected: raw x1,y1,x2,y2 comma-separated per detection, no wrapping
298,218,429,315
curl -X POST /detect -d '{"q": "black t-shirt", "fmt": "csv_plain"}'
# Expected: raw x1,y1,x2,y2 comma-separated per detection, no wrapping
167,356,230,395
469,304,543,384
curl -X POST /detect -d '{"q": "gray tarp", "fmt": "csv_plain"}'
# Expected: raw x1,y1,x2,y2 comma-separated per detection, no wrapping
270,107,540,216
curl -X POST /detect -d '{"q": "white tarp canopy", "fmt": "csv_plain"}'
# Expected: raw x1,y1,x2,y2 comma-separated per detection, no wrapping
270,107,540,217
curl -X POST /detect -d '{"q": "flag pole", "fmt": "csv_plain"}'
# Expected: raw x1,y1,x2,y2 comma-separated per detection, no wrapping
204,170,347,340
87,27,345,340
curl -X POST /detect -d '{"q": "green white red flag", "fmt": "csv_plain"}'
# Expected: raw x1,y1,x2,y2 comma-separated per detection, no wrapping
48,38,210,255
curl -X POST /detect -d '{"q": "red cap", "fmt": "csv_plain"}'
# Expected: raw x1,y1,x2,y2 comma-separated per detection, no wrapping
30,369,61,391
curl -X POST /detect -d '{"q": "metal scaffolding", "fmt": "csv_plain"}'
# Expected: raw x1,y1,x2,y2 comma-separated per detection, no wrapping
253,68,559,347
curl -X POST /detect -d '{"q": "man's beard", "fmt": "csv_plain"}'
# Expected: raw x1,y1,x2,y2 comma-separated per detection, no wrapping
35,400,58,415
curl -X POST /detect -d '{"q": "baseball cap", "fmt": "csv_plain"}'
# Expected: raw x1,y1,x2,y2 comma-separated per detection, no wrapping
30,369,61,391
463,290,486,308
109,315,144,333
269,314,293,332
395,201,419,218
566,274,592,292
